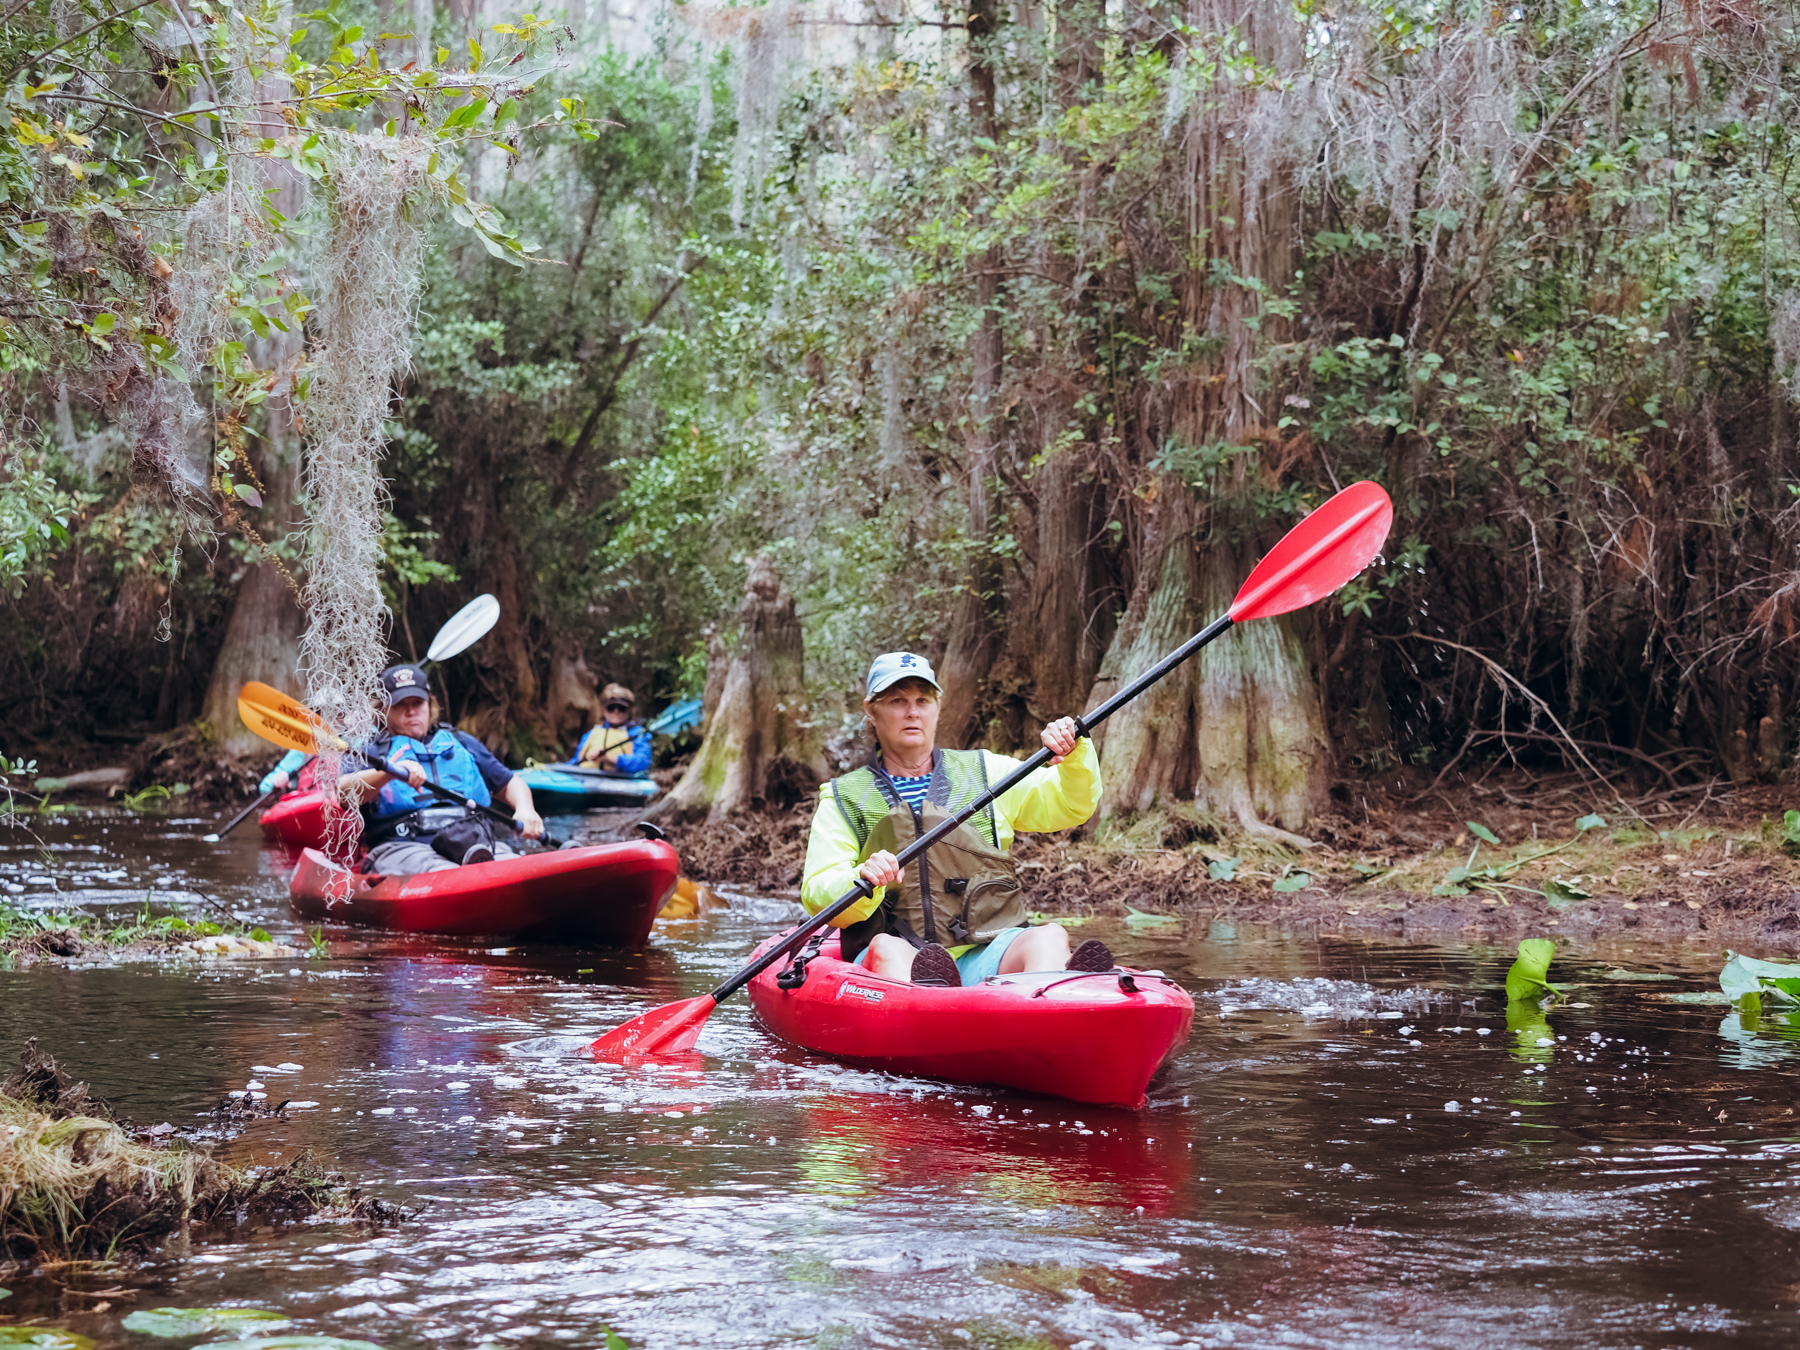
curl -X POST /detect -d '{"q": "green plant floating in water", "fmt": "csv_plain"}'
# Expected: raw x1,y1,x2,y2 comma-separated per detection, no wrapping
122,1308,289,1337
1505,938,1571,1004
1123,907,1180,930
1719,952,1800,1009
0,1330,94,1349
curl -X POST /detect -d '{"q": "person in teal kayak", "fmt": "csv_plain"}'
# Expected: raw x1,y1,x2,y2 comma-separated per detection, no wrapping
800,651,1113,986
574,683,652,774
341,663,546,873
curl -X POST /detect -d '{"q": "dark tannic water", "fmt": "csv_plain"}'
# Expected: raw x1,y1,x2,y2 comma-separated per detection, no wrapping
3,814,1800,1349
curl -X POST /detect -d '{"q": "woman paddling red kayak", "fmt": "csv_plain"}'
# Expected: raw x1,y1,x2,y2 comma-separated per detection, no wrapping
589,482,1394,1092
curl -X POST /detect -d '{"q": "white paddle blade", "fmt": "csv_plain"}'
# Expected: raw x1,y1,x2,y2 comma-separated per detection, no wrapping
427,593,500,663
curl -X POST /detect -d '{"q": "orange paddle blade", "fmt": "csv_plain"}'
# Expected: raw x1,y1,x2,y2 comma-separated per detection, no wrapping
237,682,351,754
590,995,717,1062
1228,481,1393,622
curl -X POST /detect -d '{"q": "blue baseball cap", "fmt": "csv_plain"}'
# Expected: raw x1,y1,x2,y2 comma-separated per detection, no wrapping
379,663,431,707
866,652,941,698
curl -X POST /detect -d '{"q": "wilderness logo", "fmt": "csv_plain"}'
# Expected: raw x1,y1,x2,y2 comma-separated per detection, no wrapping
837,984,887,1004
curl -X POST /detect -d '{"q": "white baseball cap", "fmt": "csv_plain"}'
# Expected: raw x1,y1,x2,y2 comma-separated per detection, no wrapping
865,652,941,698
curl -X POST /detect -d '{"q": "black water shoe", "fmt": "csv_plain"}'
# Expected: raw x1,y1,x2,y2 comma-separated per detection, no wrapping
910,942,963,987
1067,939,1114,972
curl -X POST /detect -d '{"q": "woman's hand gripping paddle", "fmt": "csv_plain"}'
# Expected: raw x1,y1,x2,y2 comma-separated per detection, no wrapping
589,481,1395,1063
234,683,521,830
204,597,499,841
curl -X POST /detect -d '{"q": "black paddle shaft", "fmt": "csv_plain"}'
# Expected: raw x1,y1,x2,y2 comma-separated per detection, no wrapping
374,757,520,829
708,612,1236,1003
207,754,317,840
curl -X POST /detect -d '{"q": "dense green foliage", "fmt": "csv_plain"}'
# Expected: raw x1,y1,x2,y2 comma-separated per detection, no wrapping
2,0,1798,806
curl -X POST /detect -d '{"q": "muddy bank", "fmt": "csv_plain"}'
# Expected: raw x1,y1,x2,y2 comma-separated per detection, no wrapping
657,773,1800,951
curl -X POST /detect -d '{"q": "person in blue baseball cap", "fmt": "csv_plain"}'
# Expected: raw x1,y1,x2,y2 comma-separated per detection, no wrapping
338,663,545,874
799,651,1113,987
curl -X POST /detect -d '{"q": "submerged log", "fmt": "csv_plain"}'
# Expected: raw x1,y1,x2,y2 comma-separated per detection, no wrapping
665,554,827,822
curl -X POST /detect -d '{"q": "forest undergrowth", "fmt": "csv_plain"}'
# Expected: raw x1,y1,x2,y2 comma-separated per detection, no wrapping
651,767,1800,951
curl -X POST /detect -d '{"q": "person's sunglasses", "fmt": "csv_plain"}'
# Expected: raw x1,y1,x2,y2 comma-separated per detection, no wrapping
605,702,630,714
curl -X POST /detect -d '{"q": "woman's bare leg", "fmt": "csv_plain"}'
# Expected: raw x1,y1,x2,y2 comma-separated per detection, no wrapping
998,924,1072,974
863,932,918,980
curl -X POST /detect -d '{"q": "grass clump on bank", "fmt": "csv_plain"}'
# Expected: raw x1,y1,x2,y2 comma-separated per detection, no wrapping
0,1042,396,1269
0,897,279,962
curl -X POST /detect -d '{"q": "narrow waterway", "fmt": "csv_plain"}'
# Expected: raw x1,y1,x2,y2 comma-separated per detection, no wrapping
2,813,1798,1348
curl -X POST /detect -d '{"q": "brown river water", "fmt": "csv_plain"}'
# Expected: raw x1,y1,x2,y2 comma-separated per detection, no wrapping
2,812,1799,1348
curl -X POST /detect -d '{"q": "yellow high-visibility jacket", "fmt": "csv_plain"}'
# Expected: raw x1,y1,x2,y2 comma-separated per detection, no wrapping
800,739,1101,931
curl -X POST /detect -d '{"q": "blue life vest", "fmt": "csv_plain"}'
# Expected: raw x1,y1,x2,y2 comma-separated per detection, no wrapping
366,727,493,821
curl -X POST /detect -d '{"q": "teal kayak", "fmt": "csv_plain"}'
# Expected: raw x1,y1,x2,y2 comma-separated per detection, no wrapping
518,766,660,811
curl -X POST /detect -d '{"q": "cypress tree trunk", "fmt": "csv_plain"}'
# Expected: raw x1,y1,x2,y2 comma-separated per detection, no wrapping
666,554,828,822
1088,0,1328,833
1090,480,1200,816
933,0,1004,750
197,65,306,761
196,416,304,755
1192,548,1327,839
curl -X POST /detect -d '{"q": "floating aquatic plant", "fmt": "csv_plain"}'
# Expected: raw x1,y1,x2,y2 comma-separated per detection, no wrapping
0,1329,92,1348
121,1307,289,1338
1720,952,1800,1011
1505,938,1571,1004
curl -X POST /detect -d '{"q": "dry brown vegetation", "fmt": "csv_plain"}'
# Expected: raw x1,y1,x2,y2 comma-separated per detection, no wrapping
0,1043,400,1271
658,769,1800,951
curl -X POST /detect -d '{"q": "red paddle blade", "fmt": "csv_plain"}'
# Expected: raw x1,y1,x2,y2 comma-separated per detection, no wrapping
1228,481,1393,622
590,995,717,1063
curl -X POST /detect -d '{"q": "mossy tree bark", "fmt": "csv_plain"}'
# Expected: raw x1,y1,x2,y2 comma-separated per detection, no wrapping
1088,0,1328,835
197,74,306,761
933,0,1004,750
666,554,828,822
1089,479,1200,816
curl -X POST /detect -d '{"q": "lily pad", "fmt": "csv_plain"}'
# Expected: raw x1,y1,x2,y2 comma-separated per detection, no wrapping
196,1339,384,1350
1123,907,1180,930
1720,952,1800,1005
1024,912,1090,928
1271,871,1312,893
124,1308,289,1338
0,1331,93,1350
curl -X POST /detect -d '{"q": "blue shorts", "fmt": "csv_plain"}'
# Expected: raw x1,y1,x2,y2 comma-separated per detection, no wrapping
852,927,1027,983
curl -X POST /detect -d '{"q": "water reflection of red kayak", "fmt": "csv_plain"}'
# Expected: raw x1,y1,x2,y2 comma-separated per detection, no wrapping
259,788,340,849
794,1090,1192,1213
288,839,679,946
747,932,1195,1108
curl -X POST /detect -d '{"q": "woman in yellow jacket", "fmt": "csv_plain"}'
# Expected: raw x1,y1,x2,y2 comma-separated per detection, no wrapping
800,651,1113,987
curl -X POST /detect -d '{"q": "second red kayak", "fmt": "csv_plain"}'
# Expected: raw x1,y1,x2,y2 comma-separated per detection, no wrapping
747,932,1194,1108
289,838,679,946
260,788,339,850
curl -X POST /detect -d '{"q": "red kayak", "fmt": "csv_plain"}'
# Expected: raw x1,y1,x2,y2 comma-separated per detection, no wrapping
747,932,1194,1108
288,839,678,946
260,789,341,850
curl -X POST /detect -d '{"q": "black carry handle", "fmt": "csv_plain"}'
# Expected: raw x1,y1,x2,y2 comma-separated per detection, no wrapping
208,754,317,840
706,612,1236,1003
